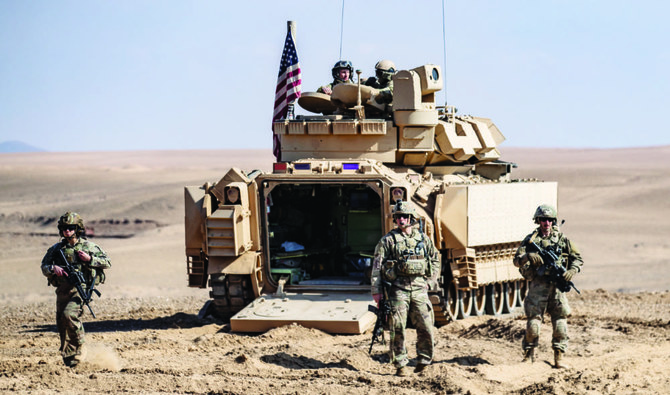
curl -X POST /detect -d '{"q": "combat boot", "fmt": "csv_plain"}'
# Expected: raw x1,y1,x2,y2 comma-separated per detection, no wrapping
522,348,535,363
63,355,77,367
72,344,88,366
414,362,429,373
396,366,411,377
554,349,569,369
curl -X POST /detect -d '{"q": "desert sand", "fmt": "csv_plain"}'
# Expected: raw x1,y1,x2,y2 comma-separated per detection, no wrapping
0,147,668,394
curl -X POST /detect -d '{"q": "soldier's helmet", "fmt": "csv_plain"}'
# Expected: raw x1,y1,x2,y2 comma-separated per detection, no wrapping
58,211,86,237
533,204,557,224
374,59,396,82
332,60,354,82
392,200,418,220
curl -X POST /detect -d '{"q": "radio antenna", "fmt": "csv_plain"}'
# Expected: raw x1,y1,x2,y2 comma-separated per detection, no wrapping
339,0,346,59
442,0,449,106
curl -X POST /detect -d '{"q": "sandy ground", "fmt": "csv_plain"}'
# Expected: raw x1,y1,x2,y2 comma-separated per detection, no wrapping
0,147,668,394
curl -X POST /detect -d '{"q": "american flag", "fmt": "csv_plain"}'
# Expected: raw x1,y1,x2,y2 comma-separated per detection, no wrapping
273,27,301,161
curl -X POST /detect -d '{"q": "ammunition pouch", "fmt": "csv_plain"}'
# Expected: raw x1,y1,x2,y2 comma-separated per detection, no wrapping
46,274,58,287
381,260,397,282
519,263,536,281
47,270,68,287
396,256,427,277
90,268,105,286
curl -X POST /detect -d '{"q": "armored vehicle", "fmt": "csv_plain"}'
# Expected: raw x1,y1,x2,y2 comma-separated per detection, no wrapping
184,64,557,333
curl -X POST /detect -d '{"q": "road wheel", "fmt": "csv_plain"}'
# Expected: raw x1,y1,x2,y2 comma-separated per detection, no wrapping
446,282,459,320
470,286,487,316
485,283,504,316
457,289,472,319
431,282,457,326
503,281,518,314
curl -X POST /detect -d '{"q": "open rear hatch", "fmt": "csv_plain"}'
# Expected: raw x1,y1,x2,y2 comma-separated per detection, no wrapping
230,292,376,334
231,179,382,334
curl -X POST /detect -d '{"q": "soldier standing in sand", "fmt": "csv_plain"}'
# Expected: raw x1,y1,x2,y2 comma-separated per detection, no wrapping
513,204,583,369
370,200,440,376
41,212,111,367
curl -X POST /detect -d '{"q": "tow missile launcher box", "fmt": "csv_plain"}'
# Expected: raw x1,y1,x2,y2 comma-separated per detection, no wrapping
184,64,556,333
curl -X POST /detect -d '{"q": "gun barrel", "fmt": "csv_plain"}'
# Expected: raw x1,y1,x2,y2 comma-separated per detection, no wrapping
368,320,383,354
570,282,581,294
86,303,96,318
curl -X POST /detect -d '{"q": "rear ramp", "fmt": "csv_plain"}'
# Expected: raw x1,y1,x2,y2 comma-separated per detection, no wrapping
230,292,376,334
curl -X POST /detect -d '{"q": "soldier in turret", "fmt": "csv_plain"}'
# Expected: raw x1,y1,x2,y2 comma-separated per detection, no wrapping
317,60,354,95
365,59,396,105
513,204,583,369
41,212,111,367
370,200,440,377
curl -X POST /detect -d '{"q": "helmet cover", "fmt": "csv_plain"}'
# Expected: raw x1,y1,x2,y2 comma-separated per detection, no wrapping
392,200,418,219
533,204,557,223
58,211,86,237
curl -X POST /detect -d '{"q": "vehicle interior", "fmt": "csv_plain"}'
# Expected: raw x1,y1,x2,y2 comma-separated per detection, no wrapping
263,182,383,288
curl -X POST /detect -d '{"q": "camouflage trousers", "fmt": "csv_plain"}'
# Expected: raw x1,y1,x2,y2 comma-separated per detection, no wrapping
387,284,435,368
522,279,571,352
55,285,86,361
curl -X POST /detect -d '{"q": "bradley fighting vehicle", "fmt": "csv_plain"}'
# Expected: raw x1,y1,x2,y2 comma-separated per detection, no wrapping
184,64,557,333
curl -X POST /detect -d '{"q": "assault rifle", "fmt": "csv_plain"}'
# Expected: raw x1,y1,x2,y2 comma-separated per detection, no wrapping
368,280,391,354
527,241,581,294
56,249,101,317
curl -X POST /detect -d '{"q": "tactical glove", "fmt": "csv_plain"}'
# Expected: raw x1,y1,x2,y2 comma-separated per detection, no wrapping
527,252,543,267
563,268,577,281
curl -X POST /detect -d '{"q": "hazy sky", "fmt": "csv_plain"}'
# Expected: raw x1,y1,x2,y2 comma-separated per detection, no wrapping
1,1,668,152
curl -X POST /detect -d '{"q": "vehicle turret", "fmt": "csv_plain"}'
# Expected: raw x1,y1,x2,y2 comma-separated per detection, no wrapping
275,64,504,170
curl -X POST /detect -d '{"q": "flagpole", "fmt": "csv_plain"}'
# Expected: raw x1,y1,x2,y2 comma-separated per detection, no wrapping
288,20,296,43
273,21,302,161
286,21,297,120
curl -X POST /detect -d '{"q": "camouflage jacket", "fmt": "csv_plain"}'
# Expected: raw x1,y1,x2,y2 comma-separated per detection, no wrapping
513,226,583,281
371,227,440,295
364,77,393,104
41,238,111,288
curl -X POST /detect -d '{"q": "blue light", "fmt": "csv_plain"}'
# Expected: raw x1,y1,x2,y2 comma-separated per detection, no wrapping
343,163,359,170
294,163,311,170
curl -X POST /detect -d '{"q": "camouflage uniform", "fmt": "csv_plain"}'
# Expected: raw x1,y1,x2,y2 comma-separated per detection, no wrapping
514,225,583,353
364,59,395,105
371,226,440,368
41,216,111,366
